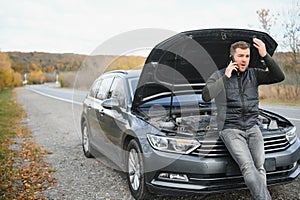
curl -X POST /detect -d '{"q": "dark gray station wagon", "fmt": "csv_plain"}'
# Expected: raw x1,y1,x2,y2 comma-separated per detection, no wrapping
81,29,300,199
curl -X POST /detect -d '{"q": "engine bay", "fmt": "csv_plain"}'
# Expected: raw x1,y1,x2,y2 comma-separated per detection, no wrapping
148,111,218,135
147,109,288,135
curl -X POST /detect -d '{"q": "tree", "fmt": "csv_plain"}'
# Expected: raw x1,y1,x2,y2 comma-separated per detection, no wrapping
27,70,45,84
256,9,282,99
256,9,273,34
0,53,14,90
257,3,300,101
12,72,23,87
256,8,280,35
282,0,300,98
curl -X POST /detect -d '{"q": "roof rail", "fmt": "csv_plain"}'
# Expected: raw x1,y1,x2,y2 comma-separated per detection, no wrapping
105,70,128,74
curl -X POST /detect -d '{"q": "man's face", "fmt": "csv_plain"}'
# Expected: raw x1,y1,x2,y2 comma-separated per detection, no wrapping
232,47,250,73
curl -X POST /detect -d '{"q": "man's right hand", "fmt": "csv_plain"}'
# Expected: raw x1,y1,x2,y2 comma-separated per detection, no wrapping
225,61,239,78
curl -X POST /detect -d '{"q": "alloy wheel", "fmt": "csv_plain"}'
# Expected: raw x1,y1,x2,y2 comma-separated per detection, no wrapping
83,125,89,153
128,148,141,191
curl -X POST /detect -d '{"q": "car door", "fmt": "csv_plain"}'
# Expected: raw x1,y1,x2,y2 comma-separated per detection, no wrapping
88,76,114,154
98,77,129,164
85,78,101,147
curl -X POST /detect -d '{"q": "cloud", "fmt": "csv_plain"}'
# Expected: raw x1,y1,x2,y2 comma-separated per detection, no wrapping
0,0,288,54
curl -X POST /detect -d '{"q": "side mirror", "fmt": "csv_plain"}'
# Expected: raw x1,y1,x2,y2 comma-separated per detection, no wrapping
102,98,121,112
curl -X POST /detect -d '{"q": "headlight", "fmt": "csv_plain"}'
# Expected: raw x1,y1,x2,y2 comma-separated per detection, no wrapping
147,134,200,154
286,127,297,144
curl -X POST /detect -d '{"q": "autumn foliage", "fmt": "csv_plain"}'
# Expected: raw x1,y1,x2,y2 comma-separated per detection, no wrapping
0,53,22,90
1,52,146,90
1,50,299,103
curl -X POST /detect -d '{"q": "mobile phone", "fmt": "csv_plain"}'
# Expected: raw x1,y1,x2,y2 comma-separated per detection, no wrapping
230,56,235,63
231,56,240,71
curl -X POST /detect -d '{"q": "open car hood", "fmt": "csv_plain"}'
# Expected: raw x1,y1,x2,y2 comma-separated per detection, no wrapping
132,29,277,112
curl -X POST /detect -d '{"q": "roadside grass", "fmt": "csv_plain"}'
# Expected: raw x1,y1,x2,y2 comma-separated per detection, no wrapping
0,88,56,200
260,99,300,107
0,89,21,199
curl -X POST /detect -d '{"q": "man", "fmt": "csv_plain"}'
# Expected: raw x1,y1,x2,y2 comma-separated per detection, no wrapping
202,38,285,200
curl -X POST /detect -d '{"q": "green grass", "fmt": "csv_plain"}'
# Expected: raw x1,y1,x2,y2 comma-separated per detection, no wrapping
0,88,22,199
0,89,20,139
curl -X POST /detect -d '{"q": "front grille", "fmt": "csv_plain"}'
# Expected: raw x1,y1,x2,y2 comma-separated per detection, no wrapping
191,139,228,157
264,134,290,153
191,133,290,157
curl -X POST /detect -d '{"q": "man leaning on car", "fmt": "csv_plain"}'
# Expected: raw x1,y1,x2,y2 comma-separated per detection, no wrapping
202,38,285,200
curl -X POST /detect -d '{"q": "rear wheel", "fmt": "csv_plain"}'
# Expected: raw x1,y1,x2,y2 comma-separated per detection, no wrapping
81,121,93,158
126,140,149,200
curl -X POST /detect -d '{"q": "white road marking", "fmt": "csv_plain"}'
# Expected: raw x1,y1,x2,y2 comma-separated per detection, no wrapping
27,86,83,106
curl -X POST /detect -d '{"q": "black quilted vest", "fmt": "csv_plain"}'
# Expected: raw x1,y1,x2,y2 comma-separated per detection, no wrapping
215,68,259,130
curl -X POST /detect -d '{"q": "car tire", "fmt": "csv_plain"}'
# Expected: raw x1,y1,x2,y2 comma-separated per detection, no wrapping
126,139,150,200
81,121,93,158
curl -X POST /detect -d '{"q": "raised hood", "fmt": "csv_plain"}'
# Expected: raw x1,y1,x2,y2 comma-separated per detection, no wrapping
132,29,277,112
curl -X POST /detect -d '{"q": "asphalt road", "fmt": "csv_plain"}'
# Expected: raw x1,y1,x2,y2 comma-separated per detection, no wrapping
27,84,300,137
22,84,300,199
26,84,87,105
260,104,300,138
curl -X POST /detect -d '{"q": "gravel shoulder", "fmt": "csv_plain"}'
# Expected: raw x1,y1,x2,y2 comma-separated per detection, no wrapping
15,87,300,200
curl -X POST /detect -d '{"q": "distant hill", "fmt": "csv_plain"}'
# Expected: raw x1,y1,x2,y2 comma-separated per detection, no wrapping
3,51,146,87
7,51,86,73
6,51,146,74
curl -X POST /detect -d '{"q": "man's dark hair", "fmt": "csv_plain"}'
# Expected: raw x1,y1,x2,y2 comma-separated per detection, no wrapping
230,41,250,54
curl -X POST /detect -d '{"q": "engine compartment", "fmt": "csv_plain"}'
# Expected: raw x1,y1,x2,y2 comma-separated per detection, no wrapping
147,108,289,135
148,110,218,135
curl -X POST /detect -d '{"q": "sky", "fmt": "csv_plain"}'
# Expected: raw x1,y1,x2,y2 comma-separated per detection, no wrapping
0,0,295,55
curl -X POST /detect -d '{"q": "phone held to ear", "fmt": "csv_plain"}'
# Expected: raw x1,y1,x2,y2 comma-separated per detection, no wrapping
230,56,240,72
231,56,235,63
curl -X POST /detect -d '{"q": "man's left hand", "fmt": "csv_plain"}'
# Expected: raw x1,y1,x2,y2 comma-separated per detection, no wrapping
253,38,267,57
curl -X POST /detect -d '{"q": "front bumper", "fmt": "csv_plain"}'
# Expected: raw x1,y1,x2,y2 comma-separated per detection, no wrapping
143,138,300,195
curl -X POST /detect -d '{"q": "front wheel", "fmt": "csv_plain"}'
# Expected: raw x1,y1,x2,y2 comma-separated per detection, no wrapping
126,140,149,200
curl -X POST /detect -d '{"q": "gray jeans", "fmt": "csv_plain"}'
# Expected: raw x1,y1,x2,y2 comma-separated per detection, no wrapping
219,125,271,200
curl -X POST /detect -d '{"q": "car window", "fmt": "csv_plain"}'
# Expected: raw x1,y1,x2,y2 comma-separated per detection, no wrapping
89,79,102,97
142,94,201,106
128,77,139,100
109,77,126,108
96,77,114,100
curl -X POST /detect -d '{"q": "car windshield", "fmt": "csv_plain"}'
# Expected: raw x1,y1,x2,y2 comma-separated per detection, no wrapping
128,76,213,113
141,94,206,107
140,93,213,118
